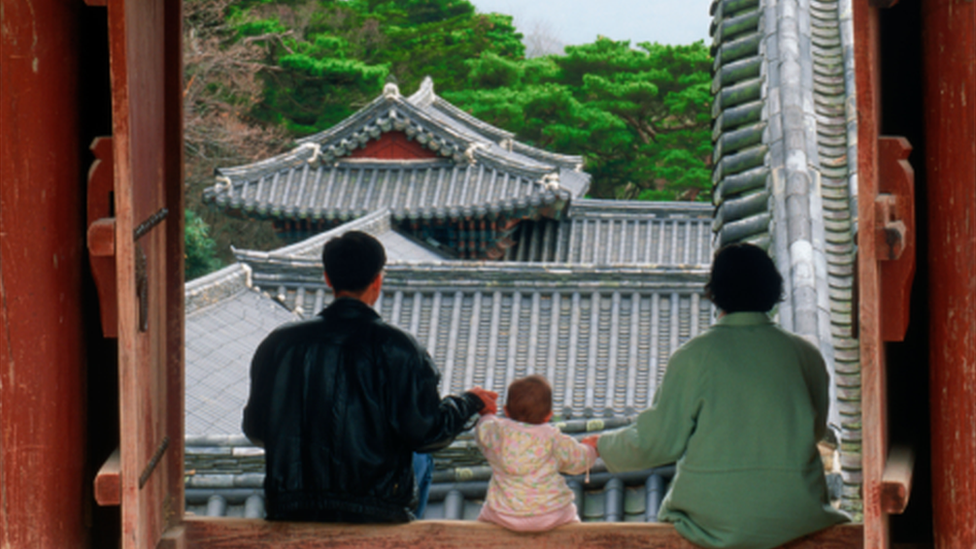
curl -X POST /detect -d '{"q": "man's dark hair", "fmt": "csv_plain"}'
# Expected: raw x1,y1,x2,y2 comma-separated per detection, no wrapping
704,243,784,313
322,231,387,294
505,375,552,425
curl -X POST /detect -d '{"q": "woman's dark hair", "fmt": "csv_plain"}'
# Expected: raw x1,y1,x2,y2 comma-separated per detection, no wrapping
704,243,784,313
322,231,387,293
505,375,552,425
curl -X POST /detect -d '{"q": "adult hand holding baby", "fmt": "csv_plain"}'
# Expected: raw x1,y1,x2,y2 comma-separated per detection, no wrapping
468,386,499,415
581,435,600,457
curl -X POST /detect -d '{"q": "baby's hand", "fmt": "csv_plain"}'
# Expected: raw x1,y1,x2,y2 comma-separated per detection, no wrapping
581,435,600,457
468,386,499,415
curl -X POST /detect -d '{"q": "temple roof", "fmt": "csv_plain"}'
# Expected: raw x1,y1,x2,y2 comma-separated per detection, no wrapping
203,77,590,225
505,199,714,265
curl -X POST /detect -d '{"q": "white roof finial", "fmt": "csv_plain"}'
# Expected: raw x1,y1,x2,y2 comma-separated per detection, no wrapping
383,74,401,98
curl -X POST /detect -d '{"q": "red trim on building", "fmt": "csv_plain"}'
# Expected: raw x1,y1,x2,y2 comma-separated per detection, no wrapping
348,131,439,160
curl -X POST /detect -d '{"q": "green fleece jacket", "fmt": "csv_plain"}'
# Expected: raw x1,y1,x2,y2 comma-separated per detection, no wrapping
597,312,849,549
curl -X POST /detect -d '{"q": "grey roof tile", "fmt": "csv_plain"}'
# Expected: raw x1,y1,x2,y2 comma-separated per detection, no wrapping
185,287,301,436
506,199,715,265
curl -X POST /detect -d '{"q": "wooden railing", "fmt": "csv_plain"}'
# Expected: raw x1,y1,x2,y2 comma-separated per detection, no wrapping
179,518,864,549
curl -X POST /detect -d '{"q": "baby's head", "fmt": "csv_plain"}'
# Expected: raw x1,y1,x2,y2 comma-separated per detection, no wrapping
504,375,553,425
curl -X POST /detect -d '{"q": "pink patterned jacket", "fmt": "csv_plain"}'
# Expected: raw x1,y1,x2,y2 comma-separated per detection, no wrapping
475,415,597,531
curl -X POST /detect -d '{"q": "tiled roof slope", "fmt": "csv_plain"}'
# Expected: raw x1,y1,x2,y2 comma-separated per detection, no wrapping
708,0,861,517
505,199,715,265
234,254,712,419
203,77,590,228
185,264,302,436
232,208,449,263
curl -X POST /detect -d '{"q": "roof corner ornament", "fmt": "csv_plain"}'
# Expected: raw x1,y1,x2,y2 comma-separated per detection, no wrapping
574,163,584,172
499,138,514,152
383,75,401,98
542,173,561,191
300,142,323,165
241,263,254,289
215,175,232,190
463,143,485,165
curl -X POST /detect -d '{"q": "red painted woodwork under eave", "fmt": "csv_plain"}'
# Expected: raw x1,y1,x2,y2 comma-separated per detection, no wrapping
922,0,976,546
348,131,439,160
0,0,88,547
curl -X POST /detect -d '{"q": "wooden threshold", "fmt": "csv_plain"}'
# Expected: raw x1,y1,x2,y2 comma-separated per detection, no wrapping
184,517,863,549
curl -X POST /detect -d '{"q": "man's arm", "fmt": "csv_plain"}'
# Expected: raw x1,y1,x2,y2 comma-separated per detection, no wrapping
386,341,495,453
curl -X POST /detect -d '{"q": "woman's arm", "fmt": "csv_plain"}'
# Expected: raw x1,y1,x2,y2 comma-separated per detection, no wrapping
597,345,705,472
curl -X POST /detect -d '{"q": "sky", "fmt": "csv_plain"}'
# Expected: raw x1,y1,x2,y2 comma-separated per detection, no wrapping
469,0,714,50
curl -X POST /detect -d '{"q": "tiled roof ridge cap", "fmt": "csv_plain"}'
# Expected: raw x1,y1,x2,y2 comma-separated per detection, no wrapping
571,198,715,215
428,97,514,142
234,209,393,262
406,75,437,109
240,259,711,292
184,263,253,314
405,78,584,171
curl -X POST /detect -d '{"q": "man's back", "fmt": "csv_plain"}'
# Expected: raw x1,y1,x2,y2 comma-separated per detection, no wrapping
243,297,483,522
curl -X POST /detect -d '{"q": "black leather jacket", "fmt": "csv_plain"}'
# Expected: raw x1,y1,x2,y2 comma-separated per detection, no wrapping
242,298,483,522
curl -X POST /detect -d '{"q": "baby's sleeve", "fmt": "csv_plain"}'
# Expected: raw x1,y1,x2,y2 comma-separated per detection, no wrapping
475,415,502,462
553,432,597,475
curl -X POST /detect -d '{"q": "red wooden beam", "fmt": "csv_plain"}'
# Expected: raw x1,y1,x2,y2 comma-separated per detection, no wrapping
880,445,914,515
94,448,122,506
183,518,863,549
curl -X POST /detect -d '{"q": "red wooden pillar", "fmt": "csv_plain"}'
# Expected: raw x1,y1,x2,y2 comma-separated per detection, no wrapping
853,0,890,546
0,1,89,547
922,0,976,546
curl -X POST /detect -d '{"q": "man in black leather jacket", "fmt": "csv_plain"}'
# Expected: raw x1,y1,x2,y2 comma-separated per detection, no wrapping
243,231,497,523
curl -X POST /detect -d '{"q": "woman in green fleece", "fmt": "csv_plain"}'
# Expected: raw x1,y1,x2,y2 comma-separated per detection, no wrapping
583,243,848,549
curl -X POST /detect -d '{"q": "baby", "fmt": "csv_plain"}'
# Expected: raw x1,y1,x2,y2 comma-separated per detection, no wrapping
476,375,597,531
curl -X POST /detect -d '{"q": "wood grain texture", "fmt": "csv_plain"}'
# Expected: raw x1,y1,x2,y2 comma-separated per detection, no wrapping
183,518,863,549
852,0,889,546
921,0,976,545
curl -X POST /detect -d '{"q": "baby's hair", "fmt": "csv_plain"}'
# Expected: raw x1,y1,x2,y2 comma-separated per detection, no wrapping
505,375,552,425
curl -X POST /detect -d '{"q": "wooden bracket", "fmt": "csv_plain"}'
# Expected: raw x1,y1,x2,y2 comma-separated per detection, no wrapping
94,447,121,506
881,445,915,514
875,136,915,342
87,136,118,338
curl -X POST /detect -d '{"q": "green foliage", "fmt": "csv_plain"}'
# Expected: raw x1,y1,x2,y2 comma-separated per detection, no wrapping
445,38,713,201
230,0,523,135
185,209,223,280
192,0,712,208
